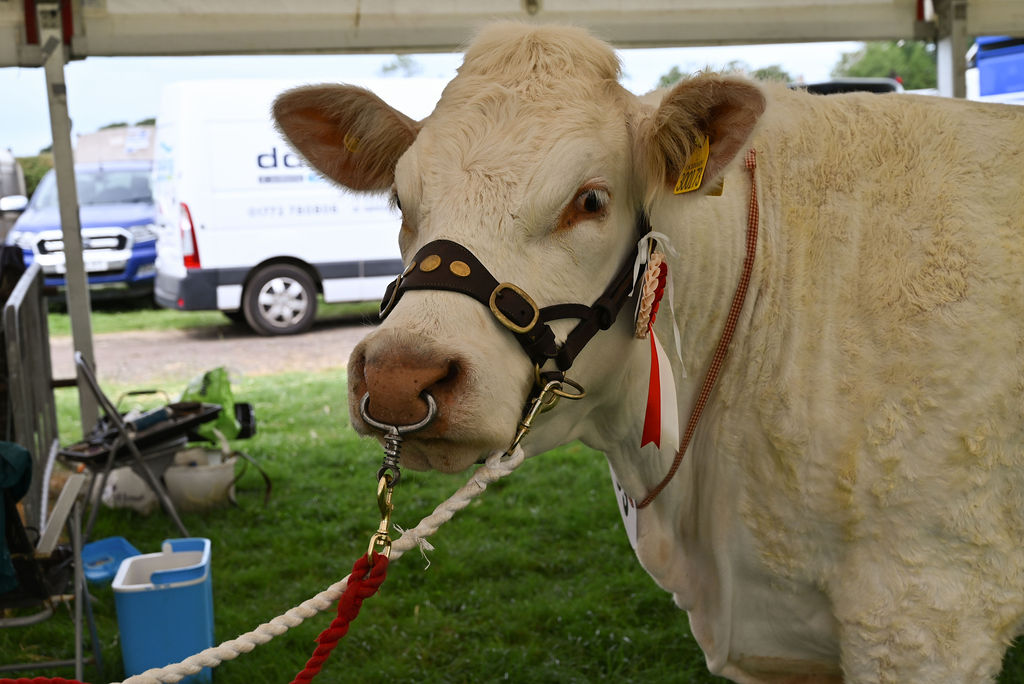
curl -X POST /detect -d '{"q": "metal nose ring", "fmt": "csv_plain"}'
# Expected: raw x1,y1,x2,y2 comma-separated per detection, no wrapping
360,392,438,486
359,392,437,434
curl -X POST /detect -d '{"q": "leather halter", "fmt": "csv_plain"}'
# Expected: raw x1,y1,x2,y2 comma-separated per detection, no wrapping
378,212,651,379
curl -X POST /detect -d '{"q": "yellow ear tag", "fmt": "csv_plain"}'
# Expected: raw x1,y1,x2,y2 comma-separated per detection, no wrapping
673,134,710,195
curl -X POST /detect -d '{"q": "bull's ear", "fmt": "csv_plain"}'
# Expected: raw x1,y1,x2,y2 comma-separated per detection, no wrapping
637,75,765,195
273,85,420,192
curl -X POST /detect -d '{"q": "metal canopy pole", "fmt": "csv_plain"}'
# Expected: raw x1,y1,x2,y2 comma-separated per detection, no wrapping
36,0,98,433
936,0,969,98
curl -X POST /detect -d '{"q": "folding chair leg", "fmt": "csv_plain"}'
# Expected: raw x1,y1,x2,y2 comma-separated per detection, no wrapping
122,438,189,537
83,582,104,680
72,501,84,681
81,455,118,544
69,502,104,681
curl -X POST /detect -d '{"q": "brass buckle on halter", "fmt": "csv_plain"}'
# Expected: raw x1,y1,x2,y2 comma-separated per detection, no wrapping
489,283,540,334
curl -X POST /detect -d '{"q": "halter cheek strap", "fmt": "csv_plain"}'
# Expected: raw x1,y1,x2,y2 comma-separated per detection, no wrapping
378,212,652,377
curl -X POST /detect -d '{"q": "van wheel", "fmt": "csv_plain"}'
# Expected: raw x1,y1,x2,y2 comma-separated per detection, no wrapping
243,264,317,336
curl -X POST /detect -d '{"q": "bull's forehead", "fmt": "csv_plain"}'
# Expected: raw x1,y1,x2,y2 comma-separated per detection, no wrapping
393,22,636,238
397,78,635,236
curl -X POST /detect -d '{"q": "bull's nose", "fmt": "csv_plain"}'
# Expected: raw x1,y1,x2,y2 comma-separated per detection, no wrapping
360,349,460,427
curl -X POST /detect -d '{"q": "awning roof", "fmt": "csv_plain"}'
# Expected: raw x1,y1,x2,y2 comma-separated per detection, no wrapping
2,1,1021,67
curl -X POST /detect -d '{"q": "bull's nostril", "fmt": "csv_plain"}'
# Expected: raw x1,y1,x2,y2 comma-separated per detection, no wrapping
438,359,461,389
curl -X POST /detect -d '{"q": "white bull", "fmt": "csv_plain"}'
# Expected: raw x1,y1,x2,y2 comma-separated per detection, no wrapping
274,22,1024,683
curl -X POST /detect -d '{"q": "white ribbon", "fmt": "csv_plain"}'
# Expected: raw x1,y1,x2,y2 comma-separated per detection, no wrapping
630,231,685,377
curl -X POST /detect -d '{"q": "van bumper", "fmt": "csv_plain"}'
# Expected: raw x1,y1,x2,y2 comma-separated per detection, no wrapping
155,267,248,311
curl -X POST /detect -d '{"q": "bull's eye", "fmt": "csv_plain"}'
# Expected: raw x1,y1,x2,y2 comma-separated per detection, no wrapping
389,189,402,213
557,182,610,231
579,189,604,214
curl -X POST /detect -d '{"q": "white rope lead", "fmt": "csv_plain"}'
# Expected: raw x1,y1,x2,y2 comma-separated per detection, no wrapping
119,446,527,684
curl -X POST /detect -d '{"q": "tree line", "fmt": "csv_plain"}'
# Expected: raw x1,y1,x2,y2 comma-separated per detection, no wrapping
658,40,937,90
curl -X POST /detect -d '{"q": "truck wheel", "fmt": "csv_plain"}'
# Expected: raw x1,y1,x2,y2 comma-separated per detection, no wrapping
242,264,317,335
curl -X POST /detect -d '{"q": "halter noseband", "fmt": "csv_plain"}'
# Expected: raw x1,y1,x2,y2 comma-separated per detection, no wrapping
378,212,651,383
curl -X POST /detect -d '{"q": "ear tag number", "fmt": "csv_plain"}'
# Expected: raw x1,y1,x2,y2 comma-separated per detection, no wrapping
673,134,710,195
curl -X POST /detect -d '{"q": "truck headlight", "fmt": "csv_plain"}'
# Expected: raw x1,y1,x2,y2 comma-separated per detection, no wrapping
129,223,159,244
5,230,36,251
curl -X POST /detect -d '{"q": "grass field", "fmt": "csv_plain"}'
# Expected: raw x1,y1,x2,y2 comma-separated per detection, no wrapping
8,304,1024,682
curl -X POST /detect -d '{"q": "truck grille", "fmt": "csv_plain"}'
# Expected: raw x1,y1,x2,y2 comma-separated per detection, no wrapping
37,231,129,255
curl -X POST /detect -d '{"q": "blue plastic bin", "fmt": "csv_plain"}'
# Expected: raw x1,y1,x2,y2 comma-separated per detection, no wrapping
112,538,214,684
82,536,141,584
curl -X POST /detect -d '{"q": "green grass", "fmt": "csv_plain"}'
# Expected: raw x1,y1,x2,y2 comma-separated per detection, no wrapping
7,366,1024,682
46,299,380,336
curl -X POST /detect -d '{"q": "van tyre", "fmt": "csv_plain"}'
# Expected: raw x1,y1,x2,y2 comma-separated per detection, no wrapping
243,264,317,336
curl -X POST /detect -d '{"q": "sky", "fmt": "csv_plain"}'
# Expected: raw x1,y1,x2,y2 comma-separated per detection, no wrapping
0,41,862,157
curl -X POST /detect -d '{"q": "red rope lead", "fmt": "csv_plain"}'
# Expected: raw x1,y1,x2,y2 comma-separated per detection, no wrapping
289,552,389,684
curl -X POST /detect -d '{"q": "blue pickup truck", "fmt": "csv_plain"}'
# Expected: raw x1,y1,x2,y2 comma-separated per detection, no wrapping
4,127,158,298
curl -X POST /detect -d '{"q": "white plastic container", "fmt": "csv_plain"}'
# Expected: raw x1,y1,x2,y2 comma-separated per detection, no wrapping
164,447,236,512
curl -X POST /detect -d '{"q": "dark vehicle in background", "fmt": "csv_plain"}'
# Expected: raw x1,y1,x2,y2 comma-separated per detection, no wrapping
3,126,157,299
793,77,904,95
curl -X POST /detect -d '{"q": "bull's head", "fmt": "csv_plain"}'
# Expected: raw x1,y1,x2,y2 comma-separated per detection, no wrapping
274,23,765,474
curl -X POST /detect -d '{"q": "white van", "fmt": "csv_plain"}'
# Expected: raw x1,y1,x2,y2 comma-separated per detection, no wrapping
153,78,444,335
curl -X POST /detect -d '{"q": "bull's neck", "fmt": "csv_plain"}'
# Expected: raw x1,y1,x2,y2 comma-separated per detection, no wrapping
653,190,759,388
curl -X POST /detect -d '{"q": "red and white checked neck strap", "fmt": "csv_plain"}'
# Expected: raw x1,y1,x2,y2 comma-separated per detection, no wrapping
637,148,759,509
